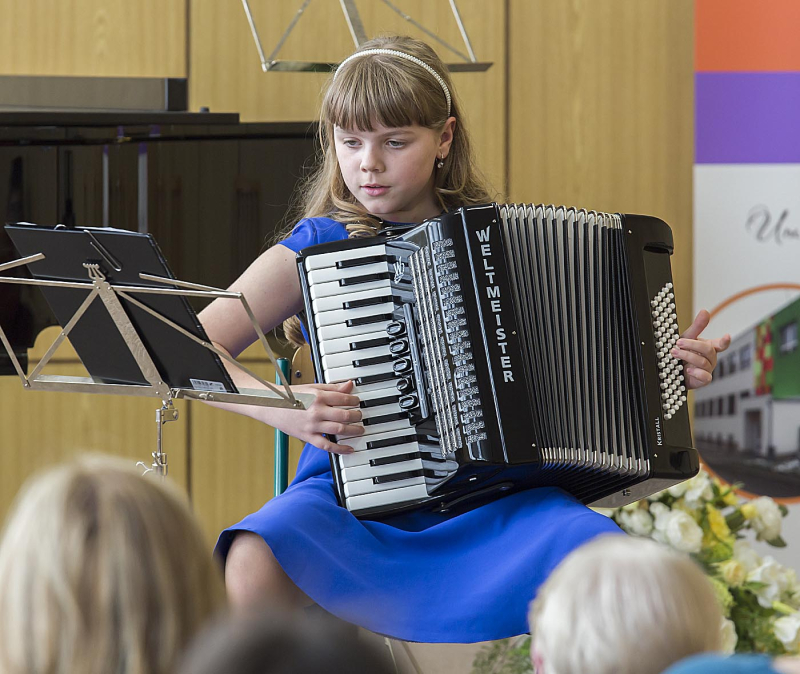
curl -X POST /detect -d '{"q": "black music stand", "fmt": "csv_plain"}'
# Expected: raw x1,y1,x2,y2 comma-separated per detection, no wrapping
0,223,314,476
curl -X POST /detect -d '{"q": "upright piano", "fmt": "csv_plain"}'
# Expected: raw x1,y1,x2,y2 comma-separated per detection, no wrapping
0,110,317,374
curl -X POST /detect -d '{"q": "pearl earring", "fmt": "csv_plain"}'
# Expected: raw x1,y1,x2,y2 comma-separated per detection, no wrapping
437,153,444,169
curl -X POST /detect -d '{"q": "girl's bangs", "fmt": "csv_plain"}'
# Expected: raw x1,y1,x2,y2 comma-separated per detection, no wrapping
325,66,430,131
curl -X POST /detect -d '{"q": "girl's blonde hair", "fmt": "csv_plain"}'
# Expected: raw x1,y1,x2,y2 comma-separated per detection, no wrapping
0,455,226,674
283,34,495,347
528,535,723,674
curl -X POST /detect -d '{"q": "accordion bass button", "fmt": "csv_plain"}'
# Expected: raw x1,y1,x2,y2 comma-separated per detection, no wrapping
389,339,409,355
397,377,414,394
387,321,406,337
393,357,412,375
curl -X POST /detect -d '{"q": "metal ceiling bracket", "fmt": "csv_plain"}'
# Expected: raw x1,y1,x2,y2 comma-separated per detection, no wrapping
240,0,492,73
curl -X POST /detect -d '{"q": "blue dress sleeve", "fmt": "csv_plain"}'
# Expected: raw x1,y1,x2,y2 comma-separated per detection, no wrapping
279,217,348,253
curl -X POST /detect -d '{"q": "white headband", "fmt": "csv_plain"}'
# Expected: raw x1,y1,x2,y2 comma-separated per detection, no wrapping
333,48,452,117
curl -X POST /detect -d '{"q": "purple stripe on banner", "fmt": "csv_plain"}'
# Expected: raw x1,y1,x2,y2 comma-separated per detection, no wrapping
696,72,800,164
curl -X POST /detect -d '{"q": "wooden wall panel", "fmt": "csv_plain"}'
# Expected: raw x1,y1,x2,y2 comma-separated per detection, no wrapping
0,328,189,524
0,0,186,77
508,0,695,329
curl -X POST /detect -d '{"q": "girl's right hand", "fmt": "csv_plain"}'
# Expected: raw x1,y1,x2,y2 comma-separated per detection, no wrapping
271,380,364,454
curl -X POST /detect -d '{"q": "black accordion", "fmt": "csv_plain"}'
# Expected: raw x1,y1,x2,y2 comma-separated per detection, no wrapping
296,203,698,518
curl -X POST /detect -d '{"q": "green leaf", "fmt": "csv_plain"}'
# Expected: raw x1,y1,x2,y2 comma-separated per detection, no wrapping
767,536,787,548
743,581,769,592
471,637,533,674
726,511,746,532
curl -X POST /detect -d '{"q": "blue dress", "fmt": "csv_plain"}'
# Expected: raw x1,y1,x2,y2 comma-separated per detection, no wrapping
215,217,621,643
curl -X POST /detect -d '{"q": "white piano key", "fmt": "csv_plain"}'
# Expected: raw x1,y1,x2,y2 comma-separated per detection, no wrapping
360,402,402,421
350,380,401,395
314,302,395,328
346,384,401,407
344,473,426,498
319,329,390,357
341,458,424,483
307,261,390,286
345,483,431,513
338,417,412,440
338,440,421,468
310,277,390,301
322,344,391,370
339,428,416,453
312,283,392,313
324,360,394,384
305,244,387,271
317,318,393,342
339,446,453,472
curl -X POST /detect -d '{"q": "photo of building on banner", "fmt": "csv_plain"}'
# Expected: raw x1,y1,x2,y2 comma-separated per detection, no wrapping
694,1,800,501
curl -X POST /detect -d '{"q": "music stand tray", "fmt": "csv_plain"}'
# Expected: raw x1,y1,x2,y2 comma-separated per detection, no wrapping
0,223,314,475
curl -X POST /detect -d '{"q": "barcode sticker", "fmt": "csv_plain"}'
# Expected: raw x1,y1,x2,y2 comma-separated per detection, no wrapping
190,378,227,393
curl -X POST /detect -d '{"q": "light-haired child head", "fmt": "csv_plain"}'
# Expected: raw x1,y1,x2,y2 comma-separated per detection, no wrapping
300,34,493,231
0,455,226,674
528,534,723,674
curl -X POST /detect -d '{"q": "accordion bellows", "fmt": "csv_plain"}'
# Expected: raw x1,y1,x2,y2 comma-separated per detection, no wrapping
296,203,698,518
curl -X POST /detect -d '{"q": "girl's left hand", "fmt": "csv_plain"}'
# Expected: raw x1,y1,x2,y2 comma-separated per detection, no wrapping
671,309,731,390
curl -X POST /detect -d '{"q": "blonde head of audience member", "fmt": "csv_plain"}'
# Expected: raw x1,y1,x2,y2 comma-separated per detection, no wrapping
0,455,226,674
178,609,395,674
528,534,723,674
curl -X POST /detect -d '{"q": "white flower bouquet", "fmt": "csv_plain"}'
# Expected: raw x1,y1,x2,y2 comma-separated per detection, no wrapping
472,470,800,674
602,469,798,655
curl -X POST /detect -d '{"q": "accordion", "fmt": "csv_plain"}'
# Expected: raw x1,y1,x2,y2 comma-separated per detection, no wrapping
296,203,698,518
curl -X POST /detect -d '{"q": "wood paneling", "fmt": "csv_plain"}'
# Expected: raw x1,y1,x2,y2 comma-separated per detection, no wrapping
0,0,186,77
508,0,695,329
0,358,189,525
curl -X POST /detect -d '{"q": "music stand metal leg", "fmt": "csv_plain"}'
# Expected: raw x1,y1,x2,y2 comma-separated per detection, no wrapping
274,357,291,496
138,398,178,478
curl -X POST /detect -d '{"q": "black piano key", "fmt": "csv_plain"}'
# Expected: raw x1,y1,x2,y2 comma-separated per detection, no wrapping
369,451,420,467
368,451,446,467
356,371,397,386
339,271,393,287
336,254,393,269
363,411,408,426
372,468,443,485
373,469,424,485
419,451,447,462
346,313,394,328
366,433,417,450
343,295,393,310
353,354,394,367
350,336,391,350
360,394,400,408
